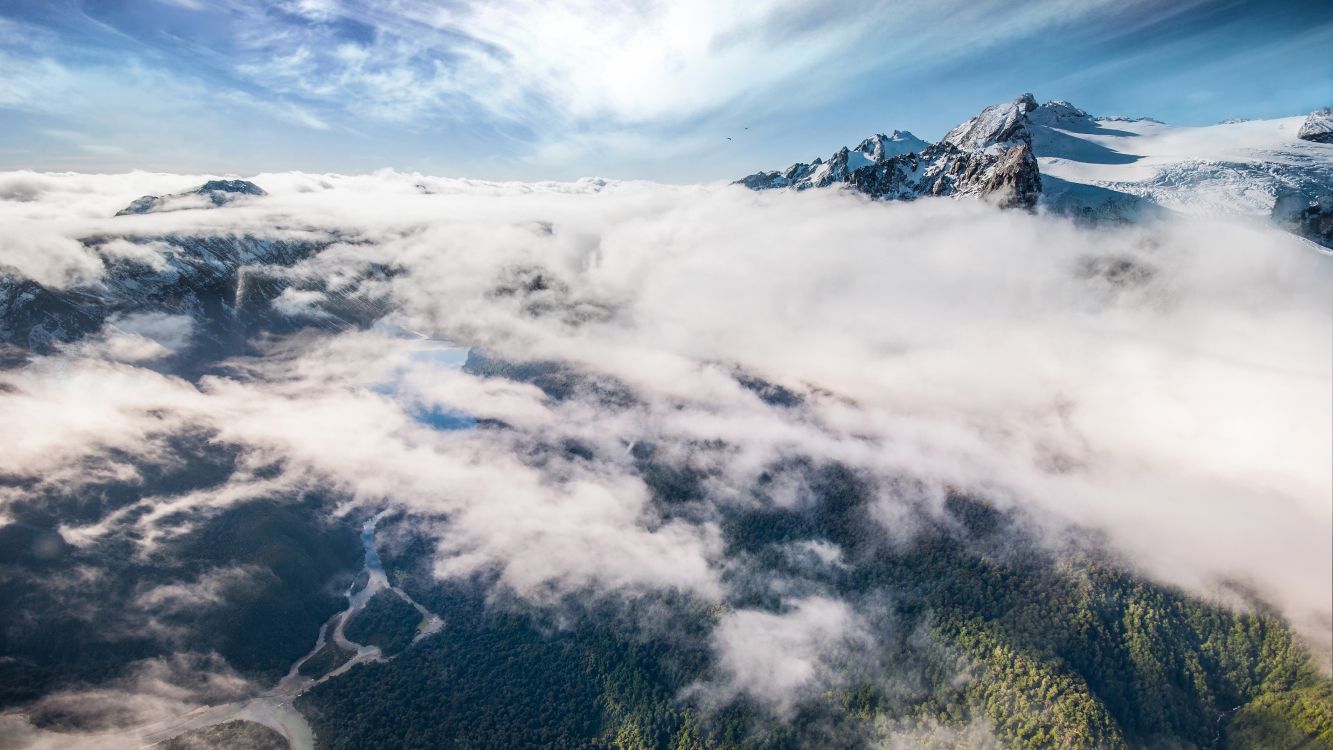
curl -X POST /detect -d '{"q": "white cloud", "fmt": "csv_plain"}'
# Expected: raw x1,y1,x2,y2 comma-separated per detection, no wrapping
205,0,1181,164
96,239,175,272
873,716,1001,750
697,596,871,714
411,1,1139,128
0,35,331,173
283,0,341,21
0,228,102,287
271,287,330,317
135,565,259,614
0,357,206,479
0,169,1328,643
0,654,253,749
88,312,197,363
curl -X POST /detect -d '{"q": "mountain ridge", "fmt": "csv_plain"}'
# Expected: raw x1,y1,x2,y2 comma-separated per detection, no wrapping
739,94,1042,208
116,179,267,216
737,96,1333,246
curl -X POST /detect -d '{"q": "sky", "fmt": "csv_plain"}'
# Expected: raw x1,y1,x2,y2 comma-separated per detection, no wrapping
0,0,1330,181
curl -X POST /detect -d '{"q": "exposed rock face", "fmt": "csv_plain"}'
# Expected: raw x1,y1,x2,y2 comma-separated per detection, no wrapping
863,93,1042,208
116,179,267,216
0,276,103,353
0,233,387,366
737,95,1042,209
956,140,1042,208
941,93,1037,150
1272,190,1333,248
845,141,1041,208
737,131,928,191
1297,108,1333,144
854,131,932,162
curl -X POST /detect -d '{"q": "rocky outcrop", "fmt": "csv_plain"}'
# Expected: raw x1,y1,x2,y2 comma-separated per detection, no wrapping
1026,100,1092,129
737,95,1041,209
0,233,392,367
1297,108,1333,144
116,179,267,216
851,93,1042,208
845,141,1041,209
1272,190,1333,248
940,93,1037,150
0,275,104,353
737,131,928,191
854,131,932,162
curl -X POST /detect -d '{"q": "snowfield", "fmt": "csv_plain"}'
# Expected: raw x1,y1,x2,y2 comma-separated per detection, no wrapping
1035,114,1332,216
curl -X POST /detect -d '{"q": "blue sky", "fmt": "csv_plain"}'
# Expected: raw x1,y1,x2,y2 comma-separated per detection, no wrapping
1,0,1329,181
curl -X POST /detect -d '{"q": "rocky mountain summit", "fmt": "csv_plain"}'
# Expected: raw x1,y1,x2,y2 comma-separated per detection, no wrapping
0,232,350,363
116,179,267,216
739,94,1333,246
1298,108,1333,144
740,94,1042,208
738,130,928,191
848,94,1043,208
1,176,390,367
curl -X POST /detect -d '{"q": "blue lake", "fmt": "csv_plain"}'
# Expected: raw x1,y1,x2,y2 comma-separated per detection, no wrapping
372,342,475,431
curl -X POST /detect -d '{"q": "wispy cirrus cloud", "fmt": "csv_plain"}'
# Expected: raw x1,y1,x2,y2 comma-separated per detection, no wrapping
8,0,1314,177
215,0,1173,140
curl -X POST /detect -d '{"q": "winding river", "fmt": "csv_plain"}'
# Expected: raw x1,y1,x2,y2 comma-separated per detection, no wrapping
135,338,465,748
138,512,441,750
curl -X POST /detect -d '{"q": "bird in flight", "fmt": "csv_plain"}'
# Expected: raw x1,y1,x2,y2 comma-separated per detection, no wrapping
726,137,732,141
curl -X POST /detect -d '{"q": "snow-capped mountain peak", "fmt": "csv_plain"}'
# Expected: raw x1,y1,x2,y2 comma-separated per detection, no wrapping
1298,108,1333,144
1027,103,1332,245
116,179,267,216
737,92,1331,246
1027,100,1094,129
738,94,1041,208
941,93,1038,150
853,131,930,161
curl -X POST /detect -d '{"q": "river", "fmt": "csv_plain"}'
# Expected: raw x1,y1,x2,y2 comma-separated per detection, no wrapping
137,336,466,748
138,511,442,750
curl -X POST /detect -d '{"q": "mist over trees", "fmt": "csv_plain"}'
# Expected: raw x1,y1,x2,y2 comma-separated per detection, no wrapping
0,172,1328,748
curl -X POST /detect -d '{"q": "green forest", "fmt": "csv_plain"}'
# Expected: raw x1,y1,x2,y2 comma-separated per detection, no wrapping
0,436,361,711
297,468,1333,750
344,589,425,657
2,399,1326,749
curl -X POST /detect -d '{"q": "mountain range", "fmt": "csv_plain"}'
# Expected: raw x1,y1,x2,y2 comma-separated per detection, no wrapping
740,95,1333,247
7,95,1327,364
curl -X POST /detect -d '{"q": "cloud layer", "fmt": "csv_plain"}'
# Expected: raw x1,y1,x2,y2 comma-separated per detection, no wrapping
1,170,1330,716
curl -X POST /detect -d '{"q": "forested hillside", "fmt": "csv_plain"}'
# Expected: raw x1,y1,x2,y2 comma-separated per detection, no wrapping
298,471,1332,750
